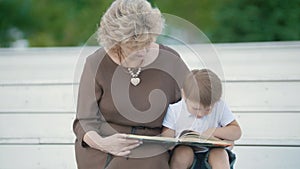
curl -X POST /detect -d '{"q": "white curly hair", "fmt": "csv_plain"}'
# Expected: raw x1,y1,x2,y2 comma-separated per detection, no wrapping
97,0,164,59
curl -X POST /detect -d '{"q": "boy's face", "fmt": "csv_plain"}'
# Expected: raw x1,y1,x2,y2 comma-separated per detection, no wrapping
184,99,213,118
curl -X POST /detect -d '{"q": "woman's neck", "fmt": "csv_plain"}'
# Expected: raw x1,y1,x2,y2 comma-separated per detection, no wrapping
107,43,160,68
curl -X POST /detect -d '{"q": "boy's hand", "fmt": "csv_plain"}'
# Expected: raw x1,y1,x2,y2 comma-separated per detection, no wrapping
201,128,218,140
221,140,235,150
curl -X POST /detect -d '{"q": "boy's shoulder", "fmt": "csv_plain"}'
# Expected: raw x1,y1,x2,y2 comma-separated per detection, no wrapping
213,99,227,108
169,99,185,111
212,99,233,116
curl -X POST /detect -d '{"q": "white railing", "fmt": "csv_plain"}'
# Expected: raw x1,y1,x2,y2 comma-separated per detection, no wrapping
0,41,300,169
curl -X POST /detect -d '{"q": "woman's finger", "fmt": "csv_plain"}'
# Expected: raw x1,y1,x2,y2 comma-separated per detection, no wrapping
116,134,140,144
116,133,128,138
116,150,131,157
120,143,141,152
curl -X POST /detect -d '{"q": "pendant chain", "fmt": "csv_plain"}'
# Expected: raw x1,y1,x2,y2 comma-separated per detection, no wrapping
127,67,141,78
127,68,141,86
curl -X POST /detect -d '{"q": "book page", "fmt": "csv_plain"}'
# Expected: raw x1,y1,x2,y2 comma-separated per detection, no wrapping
179,130,232,147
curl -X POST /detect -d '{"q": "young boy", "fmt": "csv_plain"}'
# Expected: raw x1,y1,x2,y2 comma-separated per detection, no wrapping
162,69,242,169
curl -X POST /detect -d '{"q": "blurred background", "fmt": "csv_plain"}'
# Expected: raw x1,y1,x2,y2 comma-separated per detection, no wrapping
1,1,300,169
1,0,300,47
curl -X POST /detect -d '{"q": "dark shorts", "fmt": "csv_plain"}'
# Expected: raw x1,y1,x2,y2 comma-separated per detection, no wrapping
191,148,236,169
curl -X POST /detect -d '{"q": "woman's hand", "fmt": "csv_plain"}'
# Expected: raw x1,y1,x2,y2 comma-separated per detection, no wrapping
83,131,142,156
99,133,142,156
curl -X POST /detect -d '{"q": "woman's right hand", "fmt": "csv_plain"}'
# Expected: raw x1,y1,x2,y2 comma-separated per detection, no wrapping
84,131,142,156
99,133,142,156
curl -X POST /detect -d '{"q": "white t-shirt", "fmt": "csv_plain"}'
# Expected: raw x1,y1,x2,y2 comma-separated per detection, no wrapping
163,99,235,138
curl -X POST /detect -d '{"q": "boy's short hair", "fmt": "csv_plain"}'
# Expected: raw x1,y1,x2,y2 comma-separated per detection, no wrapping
182,69,222,107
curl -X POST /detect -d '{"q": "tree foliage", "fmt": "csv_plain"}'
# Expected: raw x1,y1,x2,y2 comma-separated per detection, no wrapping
0,0,114,47
211,0,300,42
0,0,34,47
0,0,299,47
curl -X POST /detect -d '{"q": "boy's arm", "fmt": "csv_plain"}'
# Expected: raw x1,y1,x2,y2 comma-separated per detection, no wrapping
161,127,176,138
203,120,242,141
161,127,176,150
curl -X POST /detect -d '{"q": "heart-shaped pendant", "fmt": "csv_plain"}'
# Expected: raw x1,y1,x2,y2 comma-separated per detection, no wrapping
130,77,140,86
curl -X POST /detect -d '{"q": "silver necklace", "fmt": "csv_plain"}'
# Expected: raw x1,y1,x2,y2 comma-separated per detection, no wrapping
127,67,141,86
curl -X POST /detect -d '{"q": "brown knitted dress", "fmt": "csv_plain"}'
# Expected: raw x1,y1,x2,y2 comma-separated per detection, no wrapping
73,44,189,169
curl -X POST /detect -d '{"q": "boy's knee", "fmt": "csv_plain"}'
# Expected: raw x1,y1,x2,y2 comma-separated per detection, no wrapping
208,148,230,168
209,148,229,161
173,146,194,159
171,146,194,168
210,148,227,154
174,146,194,154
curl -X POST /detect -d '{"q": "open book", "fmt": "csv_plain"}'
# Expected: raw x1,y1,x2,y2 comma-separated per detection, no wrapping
127,130,232,148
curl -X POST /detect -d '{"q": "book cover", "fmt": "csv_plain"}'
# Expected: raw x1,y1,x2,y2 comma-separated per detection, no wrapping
127,130,232,148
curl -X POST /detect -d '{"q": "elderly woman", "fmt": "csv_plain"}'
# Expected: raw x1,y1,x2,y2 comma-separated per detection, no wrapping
73,0,189,168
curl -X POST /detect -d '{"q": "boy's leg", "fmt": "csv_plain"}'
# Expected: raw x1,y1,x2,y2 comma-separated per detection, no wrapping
170,145,194,169
208,148,230,169
193,149,236,169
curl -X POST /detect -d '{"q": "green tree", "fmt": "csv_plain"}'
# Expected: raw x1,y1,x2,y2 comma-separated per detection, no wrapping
0,0,114,47
211,0,300,42
156,0,222,38
28,0,114,46
1,0,299,47
0,0,34,47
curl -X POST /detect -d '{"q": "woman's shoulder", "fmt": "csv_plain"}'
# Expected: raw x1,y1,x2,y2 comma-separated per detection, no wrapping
159,44,181,58
81,47,110,74
86,47,107,63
